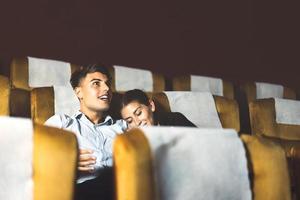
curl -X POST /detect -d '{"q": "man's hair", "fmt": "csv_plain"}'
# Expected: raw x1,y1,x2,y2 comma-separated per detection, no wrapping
70,64,111,89
121,89,150,107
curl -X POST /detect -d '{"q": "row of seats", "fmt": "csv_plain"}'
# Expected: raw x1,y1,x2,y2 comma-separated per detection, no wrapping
1,56,300,199
5,57,300,130
8,57,298,96
10,57,165,92
0,117,292,200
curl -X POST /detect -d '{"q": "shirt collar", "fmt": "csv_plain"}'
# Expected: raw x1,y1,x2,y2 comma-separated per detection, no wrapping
74,111,114,126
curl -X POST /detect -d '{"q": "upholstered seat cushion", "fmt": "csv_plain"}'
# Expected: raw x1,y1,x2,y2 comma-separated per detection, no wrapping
241,82,296,103
162,92,222,128
0,75,10,116
152,91,240,131
10,57,81,91
249,98,300,140
172,75,234,99
114,127,251,200
0,116,78,200
241,135,291,200
110,65,165,92
31,84,80,124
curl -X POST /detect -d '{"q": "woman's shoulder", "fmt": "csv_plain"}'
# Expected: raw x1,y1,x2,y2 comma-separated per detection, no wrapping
158,112,196,127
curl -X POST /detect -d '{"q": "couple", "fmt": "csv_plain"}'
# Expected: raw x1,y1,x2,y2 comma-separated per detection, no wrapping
45,64,195,200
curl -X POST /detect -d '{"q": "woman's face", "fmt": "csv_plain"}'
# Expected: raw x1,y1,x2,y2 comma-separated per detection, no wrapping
121,100,155,129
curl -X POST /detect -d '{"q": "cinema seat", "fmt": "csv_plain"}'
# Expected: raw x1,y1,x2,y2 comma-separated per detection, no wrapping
238,82,296,133
30,85,79,124
0,75,10,116
152,91,240,131
241,82,296,102
9,57,81,120
109,65,166,92
249,98,300,199
114,127,252,200
0,116,78,200
172,75,234,99
10,57,81,91
114,127,291,200
240,135,291,200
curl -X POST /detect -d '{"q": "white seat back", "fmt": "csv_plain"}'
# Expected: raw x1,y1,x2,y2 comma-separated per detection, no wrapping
141,127,251,200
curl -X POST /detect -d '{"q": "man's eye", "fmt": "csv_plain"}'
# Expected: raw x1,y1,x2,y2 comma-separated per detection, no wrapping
93,82,100,86
136,111,142,116
127,120,132,124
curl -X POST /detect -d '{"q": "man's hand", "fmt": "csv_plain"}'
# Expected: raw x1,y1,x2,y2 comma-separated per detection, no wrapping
78,149,97,172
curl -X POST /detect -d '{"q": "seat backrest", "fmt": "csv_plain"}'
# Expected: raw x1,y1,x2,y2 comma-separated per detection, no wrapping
172,75,234,99
10,57,81,91
238,81,296,134
249,98,300,140
290,146,300,199
152,91,240,131
114,127,251,200
0,116,78,200
241,82,296,103
240,135,291,200
9,57,81,119
248,98,300,199
0,75,10,116
110,65,165,92
31,85,79,124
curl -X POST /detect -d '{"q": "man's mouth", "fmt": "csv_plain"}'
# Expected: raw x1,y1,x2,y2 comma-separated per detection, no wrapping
98,94,109,101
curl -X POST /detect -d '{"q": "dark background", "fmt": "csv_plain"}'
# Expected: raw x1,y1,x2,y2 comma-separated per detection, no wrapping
0,0,299,91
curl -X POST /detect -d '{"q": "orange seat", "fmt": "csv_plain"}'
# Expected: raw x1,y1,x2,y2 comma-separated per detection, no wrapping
152,91,240,131
0,75,10,116
9,57,81,121
172,75,234,99
249,98,300,199
114,127,253,200
109,65,166,92
114,127,291,200
0,116,78,200
238,81,296,133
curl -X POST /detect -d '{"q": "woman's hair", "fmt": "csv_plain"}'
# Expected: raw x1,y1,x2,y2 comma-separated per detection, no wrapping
121,89,150,107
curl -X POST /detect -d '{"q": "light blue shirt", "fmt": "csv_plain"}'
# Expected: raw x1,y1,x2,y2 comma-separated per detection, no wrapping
45,111,127,183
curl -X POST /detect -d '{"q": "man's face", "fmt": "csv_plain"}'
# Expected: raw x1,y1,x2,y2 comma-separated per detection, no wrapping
75,72,112,113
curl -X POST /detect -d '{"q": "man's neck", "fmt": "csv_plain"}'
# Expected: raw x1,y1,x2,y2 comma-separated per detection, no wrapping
80,107,105,124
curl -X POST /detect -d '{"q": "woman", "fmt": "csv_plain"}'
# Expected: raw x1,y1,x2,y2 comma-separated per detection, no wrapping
120,89,196,129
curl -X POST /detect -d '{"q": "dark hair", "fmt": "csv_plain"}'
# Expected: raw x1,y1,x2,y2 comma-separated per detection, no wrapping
121,89,150,107
70,64,111,89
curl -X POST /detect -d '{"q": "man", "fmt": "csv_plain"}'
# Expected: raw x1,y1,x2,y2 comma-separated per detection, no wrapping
45,64,127,200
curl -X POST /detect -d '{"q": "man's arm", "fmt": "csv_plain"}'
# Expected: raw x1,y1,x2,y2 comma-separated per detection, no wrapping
78,149,97,172
45,115,97,173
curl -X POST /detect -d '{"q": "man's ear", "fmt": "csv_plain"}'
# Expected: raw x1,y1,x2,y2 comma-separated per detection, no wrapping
74,87,83,100
149,100,156,112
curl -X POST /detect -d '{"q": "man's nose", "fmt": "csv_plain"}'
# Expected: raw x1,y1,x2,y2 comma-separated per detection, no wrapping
103,82,110,91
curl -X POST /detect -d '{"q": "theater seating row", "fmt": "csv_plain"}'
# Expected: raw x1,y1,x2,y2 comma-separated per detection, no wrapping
0,116,292,200
0,56,299,199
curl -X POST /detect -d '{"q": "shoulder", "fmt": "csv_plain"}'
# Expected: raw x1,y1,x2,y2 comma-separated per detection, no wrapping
163,112,186,122
44,114,73,129
159,112,196,127
113,119,128,133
